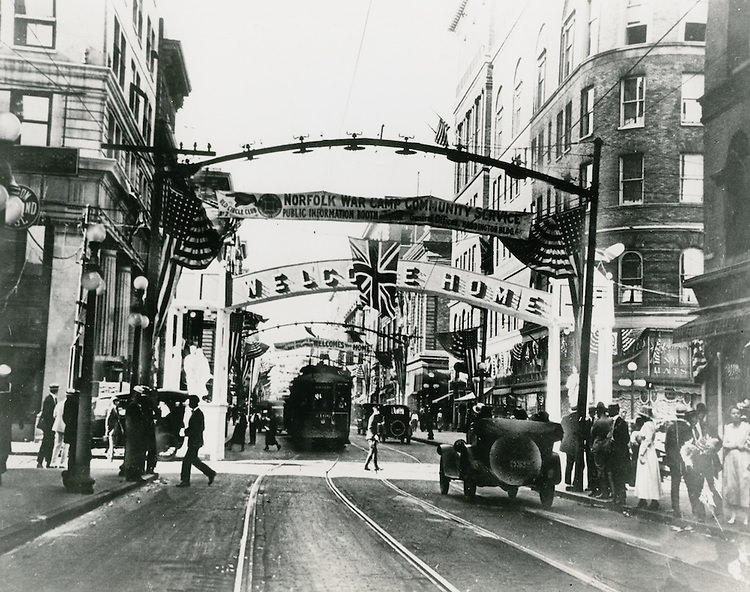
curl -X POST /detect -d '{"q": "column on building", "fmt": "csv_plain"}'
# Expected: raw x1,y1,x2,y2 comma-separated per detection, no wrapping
114,264,132,358
95,249,117,356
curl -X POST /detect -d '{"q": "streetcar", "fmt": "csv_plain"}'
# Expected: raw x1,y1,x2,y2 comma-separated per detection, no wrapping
285,362,352,448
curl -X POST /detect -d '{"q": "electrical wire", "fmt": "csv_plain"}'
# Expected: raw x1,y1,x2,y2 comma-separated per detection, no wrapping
340,0,374,131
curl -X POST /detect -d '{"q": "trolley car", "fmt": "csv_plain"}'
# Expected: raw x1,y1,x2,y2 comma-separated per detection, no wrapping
285,362,352,448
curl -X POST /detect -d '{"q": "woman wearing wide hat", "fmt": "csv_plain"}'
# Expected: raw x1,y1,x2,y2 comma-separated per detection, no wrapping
634,407,661,510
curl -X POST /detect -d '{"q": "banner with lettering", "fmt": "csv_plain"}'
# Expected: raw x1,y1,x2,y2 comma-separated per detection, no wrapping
273,338,372,353
232,259,560,326
217,191,531,240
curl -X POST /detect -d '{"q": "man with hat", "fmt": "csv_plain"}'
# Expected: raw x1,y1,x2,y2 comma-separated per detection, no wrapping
608,403,631,507
590,402,614,499
561,404,583,491
665,405,693,518
35,383,58,468
61,388,80,489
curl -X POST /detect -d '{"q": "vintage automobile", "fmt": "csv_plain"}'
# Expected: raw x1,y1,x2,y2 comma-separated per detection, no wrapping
437,415,563,508
378,404,412,444
91,389,190,459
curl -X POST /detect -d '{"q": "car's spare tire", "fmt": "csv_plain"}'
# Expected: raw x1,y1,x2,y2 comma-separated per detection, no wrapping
389,419,406,438
488,435,542,486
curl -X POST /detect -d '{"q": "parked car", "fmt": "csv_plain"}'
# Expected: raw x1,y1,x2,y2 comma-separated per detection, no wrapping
437,416,563,507
91,389,190,459
378,404,412,444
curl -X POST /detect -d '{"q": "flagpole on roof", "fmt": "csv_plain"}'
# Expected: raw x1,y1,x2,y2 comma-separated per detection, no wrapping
574,137,603,490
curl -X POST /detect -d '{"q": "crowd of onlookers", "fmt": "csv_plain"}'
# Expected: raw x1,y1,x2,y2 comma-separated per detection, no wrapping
561,399,750,525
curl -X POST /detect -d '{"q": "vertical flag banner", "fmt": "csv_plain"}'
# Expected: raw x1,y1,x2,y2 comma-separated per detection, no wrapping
436,328,480,391
349,238,400,318
434,116,450,147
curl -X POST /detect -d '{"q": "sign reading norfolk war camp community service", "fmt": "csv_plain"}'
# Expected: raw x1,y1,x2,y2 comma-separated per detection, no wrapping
217,190,532,240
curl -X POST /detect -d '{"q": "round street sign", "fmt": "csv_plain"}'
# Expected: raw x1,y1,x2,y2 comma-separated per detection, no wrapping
8,184,41,229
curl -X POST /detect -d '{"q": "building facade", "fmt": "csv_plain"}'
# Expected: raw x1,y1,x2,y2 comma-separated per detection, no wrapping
674,0,750,435
0,0,189,434
449,0,706,421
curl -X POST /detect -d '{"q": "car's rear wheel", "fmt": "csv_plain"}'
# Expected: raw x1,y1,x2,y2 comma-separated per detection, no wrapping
463,477,476,501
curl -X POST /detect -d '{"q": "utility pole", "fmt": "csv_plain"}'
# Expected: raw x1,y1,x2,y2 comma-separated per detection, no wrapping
574,137,603,490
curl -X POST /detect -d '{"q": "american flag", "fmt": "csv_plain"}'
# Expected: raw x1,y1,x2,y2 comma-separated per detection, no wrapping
502,206,586,279
434,116,450,148
154,185,222,335
651,333,663,366
349,238,400,318
436,328,479,389
691,339,708,379
228,312,245,370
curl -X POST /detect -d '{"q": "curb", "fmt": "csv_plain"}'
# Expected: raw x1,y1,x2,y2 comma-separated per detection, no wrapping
0,474,157,555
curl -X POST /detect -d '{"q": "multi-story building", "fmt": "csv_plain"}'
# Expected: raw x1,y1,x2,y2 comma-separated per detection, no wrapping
449,0,706,421
674,0,750,434
0,0,189,435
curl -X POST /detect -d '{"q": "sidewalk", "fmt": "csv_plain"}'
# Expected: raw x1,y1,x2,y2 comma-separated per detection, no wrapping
411,428,743,539
0,442,155,555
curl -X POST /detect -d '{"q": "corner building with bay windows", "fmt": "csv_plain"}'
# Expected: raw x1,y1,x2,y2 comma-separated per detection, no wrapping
448,0,706,422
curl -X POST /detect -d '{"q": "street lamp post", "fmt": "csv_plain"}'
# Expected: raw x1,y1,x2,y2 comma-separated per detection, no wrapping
128,276,150,386
64,217,105,494
476,361,489,405
618,361,646,421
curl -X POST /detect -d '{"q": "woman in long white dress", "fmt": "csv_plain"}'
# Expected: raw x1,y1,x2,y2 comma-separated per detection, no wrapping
635,407,662,510
723,405,750,525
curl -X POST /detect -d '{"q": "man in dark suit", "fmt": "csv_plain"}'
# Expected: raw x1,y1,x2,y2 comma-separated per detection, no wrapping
608,403,631,508
61,388,80,489
36,383,58,468
664,405,693,518
561,405,583,491
177,395,216,487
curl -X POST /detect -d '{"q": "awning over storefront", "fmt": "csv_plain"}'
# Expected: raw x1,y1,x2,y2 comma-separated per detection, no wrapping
673,304,750,342
454,393,476,402
432,393,451,403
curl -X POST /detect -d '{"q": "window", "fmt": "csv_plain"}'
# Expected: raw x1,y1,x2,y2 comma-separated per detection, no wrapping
129,61,141,121
679,248,703,304
625,0,648,45
620,153,644,204
547,121,552,163
722,132,750,256
5,91,51,146
146,18,155,74
579,161,593,190
494,90,504,158
580,86,594,138
560,13,575,81
112,18,126,89
535,49,546,112
133,0,143,41
585,0,599,56
620,76,645,127
536,130,544,165
14,0,56,48
681,74,703,125
683,0,707,41
530,137,537,167
619,252,643,304
512,62,523,137
564,101,573,153
680,154,703,203
555,111,563,159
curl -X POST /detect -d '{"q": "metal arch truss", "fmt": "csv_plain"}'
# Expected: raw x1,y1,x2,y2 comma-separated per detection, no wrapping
175,136,593,201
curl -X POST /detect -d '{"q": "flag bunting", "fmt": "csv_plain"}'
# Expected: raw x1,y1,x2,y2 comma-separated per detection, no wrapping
349,238,400,318
434,117,450,148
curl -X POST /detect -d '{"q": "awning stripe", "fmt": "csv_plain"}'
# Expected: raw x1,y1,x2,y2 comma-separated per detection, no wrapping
673,305,750,342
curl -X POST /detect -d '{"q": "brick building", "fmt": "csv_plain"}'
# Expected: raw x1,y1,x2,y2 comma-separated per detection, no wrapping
449,0,706,421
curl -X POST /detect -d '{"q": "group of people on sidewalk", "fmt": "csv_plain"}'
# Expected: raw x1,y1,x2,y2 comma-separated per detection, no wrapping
561,399,750,525
226,406,281,452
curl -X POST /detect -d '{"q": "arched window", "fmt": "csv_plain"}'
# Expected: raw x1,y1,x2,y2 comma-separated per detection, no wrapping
724,132,750,256
494,86,503,158
619,252,643,304
679,248,703,304
512,60,523,137
535,27,547,113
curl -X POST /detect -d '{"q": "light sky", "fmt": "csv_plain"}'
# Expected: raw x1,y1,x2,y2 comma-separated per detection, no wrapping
159,0,459,337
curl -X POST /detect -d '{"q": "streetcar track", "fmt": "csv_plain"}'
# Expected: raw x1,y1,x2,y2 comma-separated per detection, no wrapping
235,459,292,592
350,436,422,463
378,478,621,592
325,459,461,592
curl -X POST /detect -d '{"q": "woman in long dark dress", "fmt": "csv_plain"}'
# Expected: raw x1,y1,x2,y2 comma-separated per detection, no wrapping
229,408,248,451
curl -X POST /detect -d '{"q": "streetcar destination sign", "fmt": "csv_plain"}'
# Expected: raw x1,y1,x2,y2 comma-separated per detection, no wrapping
217,190,532,240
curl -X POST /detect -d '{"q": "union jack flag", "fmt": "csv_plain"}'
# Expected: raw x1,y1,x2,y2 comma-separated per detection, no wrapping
349,238,400,318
